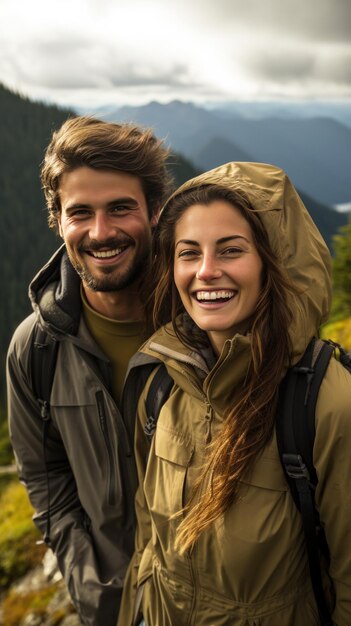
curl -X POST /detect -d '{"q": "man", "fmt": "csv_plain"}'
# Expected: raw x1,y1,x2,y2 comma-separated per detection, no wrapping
6,116,172,626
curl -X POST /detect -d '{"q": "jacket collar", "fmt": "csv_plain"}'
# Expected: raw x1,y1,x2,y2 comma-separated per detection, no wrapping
29,245,82,337
140,319,252,415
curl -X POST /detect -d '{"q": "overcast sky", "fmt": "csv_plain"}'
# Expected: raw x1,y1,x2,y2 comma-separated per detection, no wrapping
1,0,351,110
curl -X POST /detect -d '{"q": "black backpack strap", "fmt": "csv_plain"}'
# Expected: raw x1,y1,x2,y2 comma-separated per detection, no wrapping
328,340,351,373
31,324,59,545
276,338,334,626
144,364,174,440
32,325,59,420
122,362,164,445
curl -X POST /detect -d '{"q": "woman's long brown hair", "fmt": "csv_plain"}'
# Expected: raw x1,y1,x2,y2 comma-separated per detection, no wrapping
152,184,298,552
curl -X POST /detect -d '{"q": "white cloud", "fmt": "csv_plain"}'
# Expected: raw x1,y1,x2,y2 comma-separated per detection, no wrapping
0,0,351,107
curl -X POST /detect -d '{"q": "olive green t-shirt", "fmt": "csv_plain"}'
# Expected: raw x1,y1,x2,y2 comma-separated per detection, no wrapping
81,289,145,407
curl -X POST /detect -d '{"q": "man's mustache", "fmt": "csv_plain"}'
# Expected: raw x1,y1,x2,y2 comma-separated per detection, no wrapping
80,236,134,252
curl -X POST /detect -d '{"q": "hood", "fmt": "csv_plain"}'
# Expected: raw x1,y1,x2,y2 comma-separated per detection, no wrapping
160,162,332,360
29,244,81,337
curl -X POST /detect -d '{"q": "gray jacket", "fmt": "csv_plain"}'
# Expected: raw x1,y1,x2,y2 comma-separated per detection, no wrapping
7,245,139,626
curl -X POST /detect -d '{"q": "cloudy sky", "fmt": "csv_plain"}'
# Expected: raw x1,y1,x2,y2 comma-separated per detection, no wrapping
0,0,350,109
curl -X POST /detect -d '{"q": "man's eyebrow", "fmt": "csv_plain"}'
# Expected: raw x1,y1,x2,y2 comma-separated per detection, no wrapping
106,197,139,207
64,197,139,211
64,203,90,211
175,235,250,248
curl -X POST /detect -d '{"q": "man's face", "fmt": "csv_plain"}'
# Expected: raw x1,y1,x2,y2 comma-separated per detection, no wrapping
58,166,154,293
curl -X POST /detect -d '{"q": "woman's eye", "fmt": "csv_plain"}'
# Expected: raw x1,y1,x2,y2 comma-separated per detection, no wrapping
178,249,198,258
221,247,243,255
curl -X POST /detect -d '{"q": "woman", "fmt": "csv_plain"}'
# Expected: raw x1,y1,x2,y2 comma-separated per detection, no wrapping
119,162,351,625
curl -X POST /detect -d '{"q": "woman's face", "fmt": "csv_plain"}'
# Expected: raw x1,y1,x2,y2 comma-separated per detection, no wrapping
174,200,263,355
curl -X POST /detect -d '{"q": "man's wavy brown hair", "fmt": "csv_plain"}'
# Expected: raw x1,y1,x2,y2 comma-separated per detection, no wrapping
152,184,298,552
41,116,172,232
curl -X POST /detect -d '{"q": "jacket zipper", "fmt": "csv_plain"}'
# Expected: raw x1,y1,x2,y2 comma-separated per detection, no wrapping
204,401,214,443
177,378,212,626
148,349,217,623
96,390,116,506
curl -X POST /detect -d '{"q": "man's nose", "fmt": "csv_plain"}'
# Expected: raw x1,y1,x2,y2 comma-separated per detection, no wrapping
89,212,116,241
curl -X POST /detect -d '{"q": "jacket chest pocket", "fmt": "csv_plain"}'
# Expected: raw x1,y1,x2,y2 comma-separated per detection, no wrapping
144,422,194,521
50,388,122,508
222,454,291,549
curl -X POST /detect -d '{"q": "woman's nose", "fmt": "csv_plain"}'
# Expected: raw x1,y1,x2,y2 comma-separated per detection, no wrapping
195,254,222,281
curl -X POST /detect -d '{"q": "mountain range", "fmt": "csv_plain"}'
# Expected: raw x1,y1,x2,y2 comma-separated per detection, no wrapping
89,100,351,208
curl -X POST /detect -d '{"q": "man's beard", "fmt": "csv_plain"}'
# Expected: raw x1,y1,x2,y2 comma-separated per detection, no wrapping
71,237,150,292
76,253,148,292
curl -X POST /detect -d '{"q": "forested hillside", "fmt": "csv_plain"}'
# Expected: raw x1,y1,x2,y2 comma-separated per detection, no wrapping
0,84,73,401
0,84,199,401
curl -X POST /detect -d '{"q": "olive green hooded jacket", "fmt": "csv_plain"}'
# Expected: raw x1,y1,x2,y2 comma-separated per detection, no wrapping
119,163,351,626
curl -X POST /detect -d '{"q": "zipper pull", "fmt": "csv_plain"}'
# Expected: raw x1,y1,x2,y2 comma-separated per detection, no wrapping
204,402,213,443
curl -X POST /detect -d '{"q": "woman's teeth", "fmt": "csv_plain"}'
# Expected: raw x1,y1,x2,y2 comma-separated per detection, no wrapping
196,290,234,301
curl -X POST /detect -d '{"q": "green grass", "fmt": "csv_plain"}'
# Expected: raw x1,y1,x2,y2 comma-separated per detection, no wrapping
0,480,45,589
0,412,13,466
321,316,351,351
2,584,60,626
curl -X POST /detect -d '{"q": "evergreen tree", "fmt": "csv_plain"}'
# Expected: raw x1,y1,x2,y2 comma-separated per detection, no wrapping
0,84,73,403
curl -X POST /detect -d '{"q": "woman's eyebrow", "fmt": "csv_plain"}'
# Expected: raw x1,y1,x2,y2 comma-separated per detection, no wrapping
175,239,199,248
217,235,250,244
175,235,250,248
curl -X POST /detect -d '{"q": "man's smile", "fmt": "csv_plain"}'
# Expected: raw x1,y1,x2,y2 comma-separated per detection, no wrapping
89,247,125,259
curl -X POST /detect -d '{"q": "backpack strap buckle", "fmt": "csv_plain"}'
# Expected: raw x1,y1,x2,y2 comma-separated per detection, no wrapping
282,453,310,481
144,414,157,440
38,398,50,420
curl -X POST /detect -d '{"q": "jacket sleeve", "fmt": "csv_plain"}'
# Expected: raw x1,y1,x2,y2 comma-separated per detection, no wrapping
118,372,156,626
314,357,351,626
6,320,121,626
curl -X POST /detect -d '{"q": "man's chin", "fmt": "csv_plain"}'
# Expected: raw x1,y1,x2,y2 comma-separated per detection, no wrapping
80,268,143,293
85,282,130,293
72,250,150,293
82,276,131,293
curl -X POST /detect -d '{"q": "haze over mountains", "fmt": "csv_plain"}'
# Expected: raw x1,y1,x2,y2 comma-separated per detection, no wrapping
87,100,351,209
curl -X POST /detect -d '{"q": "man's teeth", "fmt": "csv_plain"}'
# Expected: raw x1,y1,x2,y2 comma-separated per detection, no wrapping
196,290,234,301
91,248,122,258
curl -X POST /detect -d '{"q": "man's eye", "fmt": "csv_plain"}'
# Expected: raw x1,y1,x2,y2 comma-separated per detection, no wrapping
70,209,90,218
110,205,130,213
